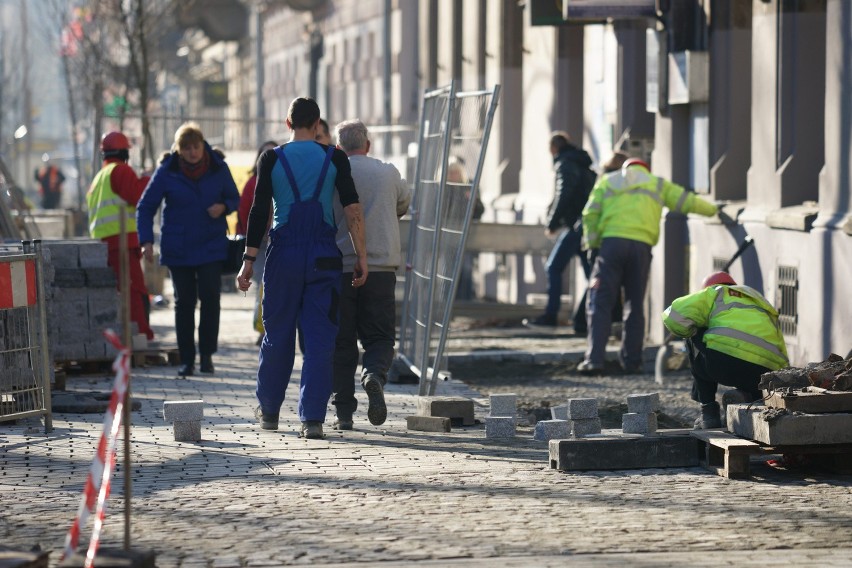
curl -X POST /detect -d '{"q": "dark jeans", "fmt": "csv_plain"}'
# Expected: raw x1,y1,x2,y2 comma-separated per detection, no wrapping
687,329,767,405
545,227,590,319
169,262,222,367
332,271,397,418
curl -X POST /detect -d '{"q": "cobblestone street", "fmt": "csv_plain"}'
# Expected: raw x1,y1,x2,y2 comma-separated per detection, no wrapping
2,291,851,567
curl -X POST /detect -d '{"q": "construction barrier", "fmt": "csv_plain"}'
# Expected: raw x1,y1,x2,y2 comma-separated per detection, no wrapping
0,240,52,432
61,329,130,567
395,82,501,396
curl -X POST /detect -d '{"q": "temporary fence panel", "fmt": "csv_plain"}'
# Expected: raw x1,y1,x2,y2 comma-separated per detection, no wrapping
396,83,501,396
0,240,53,432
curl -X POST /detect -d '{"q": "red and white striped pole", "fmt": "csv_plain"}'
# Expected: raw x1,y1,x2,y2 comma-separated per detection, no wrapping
61,329,130,566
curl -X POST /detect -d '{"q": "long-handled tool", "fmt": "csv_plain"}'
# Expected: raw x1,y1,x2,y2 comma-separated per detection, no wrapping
654,235,755,385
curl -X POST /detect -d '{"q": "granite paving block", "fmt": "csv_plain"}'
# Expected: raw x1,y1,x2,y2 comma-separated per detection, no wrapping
416,396,475,426
164,400,205,422
77,241,109,268
551,405,568,420
569,417,602,437
44,242,79,268
485,416,515,438
406,415,451,432
622,412,658,435
51,287,89,303
84,267,118,288
727,404,852,445
534,419,570,441
566,398,598,420
489,393,517,417
53,268,86,288
549,430,700,470
173,421,202,442
627,392,661,414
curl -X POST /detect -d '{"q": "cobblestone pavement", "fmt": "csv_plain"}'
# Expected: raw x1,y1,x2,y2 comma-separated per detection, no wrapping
2,292,852,567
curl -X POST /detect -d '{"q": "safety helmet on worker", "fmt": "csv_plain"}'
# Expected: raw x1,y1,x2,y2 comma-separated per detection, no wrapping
101,132,131,160
702,271,736,288
623,158,650,172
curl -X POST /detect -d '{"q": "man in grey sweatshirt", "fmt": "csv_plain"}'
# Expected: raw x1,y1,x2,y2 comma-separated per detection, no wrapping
332,119,412,429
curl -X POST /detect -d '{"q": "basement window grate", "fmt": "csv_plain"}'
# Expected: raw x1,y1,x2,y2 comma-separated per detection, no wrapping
712,257,728,272
776,266,798,336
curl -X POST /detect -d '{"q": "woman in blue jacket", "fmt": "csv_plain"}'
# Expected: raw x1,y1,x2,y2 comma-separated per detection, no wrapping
138,122,240,377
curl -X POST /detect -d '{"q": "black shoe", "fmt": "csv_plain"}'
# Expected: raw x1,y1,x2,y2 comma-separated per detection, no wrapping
693,402,722,429
333,416,354,431
177,364,194,377
363,375,387,426
200,355,214,374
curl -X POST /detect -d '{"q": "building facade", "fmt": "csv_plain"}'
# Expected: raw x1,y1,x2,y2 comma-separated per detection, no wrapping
173,0,848,365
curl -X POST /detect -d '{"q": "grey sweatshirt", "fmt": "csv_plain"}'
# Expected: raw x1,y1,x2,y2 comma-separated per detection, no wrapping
334,154,412,272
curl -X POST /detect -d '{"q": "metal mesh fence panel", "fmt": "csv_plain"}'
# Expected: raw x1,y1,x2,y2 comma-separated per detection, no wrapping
396,83,501,396
0,241,53,432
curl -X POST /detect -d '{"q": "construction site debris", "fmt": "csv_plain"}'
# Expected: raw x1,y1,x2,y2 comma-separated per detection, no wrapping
759,353,852,392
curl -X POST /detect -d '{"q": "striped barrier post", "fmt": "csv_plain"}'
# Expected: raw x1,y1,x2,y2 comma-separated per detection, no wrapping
60,329,130,567
0,257,37,309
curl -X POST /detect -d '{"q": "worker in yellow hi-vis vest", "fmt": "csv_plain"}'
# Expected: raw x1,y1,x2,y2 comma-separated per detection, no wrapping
662,271,789,429
87,131,154,340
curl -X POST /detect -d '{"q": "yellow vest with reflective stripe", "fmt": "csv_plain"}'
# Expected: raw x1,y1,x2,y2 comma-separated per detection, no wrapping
662,284,789,370
87,163,137,238
582,166,717,249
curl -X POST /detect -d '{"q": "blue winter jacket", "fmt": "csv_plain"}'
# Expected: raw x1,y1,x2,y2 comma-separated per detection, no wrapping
136,142,240,267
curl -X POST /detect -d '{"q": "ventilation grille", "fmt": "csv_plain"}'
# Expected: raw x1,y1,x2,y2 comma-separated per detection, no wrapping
712,257,728,272
776,266,798,336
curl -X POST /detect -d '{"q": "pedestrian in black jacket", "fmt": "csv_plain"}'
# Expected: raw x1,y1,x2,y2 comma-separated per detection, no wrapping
524,131,596,332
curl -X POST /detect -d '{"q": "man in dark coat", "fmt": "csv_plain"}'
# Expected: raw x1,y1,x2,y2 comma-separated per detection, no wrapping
524,131,595,333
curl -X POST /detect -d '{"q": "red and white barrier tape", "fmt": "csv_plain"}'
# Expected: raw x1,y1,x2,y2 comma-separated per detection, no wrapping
61,329,130,567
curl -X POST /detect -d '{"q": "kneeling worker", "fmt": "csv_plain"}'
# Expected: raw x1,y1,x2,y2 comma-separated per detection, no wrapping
662,271,789,429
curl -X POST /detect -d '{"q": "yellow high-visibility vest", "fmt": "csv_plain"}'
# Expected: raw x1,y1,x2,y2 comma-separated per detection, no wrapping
87,163,137,239
663,284,789,371
582,166,717,250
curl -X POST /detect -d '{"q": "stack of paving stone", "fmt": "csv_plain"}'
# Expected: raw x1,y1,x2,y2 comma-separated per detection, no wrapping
163,400,204,442
43,240,121,362
551,398,602,438
485,393,516,438
622,392,659,435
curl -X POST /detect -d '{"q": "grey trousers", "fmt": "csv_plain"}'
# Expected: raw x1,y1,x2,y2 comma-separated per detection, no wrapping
585,237,652,368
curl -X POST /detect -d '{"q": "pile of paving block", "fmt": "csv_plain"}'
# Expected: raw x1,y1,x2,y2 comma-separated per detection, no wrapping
43,239,121,362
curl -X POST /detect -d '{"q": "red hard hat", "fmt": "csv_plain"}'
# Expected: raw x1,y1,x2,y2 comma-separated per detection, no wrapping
101,131,130,152
623,158,650,171
702,271,736,288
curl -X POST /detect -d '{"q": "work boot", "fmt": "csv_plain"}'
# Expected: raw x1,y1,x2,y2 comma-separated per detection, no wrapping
300,421,324,439
522,314,558,329
363,375,387,426
576,360,604,375
255,406,279,431
333,415,354,431
200,354,214,374
177,364,194,377
693,401,722,429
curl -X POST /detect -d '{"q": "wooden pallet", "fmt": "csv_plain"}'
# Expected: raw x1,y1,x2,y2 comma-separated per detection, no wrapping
691,429,852,478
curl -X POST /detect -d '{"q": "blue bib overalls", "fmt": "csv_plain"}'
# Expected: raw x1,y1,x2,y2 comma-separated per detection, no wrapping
256,145,342,423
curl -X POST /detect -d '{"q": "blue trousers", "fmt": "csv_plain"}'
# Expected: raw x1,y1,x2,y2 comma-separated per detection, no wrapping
256,226,341,423
544,226,590,317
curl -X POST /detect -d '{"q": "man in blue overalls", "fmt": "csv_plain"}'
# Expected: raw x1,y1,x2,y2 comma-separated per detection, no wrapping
237,97,368,439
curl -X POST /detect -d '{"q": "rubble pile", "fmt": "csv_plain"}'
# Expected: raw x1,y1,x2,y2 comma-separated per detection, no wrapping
759,353,852,392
